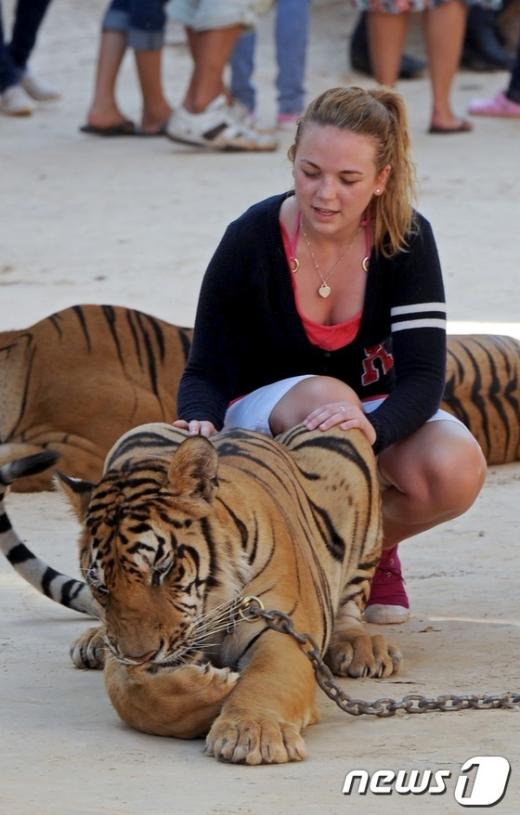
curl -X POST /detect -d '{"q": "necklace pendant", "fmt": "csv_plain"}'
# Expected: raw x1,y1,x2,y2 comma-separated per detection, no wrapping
318,282,331,299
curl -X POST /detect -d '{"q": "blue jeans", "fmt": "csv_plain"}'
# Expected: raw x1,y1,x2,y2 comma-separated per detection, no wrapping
103,0,168,51
0,0,54,92
507,37,520,103
230,0,311,115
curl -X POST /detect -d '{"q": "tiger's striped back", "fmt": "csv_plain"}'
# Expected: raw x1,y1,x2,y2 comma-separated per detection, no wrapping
443,335,520,464
0,305,192,490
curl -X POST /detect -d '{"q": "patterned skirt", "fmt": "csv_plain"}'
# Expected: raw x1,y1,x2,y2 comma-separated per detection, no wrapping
354,0,501,12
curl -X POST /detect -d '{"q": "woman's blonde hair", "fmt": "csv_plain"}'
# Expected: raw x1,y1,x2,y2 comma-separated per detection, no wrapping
288,86,417,257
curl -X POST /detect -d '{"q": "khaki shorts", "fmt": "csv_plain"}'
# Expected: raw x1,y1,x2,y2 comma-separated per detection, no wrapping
169,0,263,30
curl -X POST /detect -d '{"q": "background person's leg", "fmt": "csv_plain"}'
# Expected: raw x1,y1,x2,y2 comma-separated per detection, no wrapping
275,0,311,121
506,38,520,103
85,29,129,130
0,3,33,113
7,0,53,74
468,35,520,116
183,25,242,113
83,1,132,132
0,6,18,92
424,0,470,132
367,10,409,87
129,0,171,132
230,28,256,112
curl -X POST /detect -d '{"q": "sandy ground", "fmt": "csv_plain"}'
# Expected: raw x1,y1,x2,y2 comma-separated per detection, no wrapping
1,1,519,813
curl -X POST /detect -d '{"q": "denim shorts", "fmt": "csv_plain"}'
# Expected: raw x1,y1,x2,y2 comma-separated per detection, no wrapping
103,0,168,50
169,0,261,30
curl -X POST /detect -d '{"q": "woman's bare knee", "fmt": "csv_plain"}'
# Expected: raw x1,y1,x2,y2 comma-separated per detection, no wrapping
381,423,487,520
269,376,361,435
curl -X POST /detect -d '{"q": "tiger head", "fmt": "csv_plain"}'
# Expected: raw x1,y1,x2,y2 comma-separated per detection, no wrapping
58,436,236,667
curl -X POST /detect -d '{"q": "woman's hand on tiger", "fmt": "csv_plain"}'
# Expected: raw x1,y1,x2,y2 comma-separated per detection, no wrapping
303,402,377,445
172,419,217,438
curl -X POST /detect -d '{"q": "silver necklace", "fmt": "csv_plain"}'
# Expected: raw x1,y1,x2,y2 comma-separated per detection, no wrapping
300,225,369,299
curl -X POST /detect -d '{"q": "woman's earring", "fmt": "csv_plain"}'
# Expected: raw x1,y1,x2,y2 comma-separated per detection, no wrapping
375,188,382,195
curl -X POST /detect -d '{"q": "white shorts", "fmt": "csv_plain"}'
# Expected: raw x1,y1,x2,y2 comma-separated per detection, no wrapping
169,0,261,30
223,375,464,437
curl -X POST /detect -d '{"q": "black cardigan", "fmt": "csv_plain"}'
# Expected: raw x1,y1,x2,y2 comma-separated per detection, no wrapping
178,193,447,453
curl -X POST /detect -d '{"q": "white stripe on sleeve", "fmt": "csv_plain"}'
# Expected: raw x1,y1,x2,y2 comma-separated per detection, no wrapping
391,318,447,332
390,302,446,317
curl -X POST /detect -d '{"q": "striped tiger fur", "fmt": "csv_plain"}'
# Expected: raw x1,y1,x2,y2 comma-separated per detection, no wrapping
0,451,99,618
0,422,401,763
1,305,518,491
442,335,519,465
0,305,192,491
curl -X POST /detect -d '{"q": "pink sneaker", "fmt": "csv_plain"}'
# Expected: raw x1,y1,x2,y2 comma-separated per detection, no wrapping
277,112,303,131
364,545,410,624
468,91,520,118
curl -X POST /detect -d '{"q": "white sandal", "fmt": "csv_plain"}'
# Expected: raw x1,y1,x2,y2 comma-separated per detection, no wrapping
166,94,278,152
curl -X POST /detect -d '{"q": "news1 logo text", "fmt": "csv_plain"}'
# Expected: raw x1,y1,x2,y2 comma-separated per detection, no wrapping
342,756,511,807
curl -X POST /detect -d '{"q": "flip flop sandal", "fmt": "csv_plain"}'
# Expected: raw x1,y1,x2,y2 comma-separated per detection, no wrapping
79,120,136,137
428,119,473,134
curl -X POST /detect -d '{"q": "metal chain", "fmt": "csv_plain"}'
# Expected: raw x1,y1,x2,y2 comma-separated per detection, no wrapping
238,597,520,717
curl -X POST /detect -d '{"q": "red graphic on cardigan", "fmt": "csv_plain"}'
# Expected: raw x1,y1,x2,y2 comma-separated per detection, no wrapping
361,344,394,386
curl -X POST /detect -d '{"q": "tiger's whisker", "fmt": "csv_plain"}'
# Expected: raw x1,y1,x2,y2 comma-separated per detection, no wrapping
192,607,241,630
190,620,235,637
196,596,243,620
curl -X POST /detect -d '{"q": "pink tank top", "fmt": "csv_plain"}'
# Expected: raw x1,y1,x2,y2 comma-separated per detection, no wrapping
280,214,370,352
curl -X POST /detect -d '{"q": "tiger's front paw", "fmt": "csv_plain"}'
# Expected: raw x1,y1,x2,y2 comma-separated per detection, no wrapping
70,625,106,669
183,662,240,701
326,633,402,678
206,715,306,765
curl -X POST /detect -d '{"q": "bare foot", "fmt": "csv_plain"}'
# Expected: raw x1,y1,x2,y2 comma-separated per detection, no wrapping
86,102,133,130
140,104,173,135
429,113,473,134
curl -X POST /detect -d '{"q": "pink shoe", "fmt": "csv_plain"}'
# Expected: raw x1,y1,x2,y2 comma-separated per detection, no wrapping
468,91,520,118
277,111,303,131
364,545,410,625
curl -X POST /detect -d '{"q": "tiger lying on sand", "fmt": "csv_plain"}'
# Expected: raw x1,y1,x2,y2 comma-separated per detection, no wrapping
0,304,518,491
0,422,401,764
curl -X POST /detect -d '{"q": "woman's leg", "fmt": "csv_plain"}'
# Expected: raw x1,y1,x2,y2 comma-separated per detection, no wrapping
378,421,486,547
133,50,172,131
366,420,487,623
129,0,171,132
183,25,242,113
424,0,470,131
366,11,410,87
86,29,129,128
269,375,362,435
85,0,130,132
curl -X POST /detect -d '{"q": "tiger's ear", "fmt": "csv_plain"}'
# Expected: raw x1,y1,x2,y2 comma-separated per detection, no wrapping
55,472,94,521
168,436,219,504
